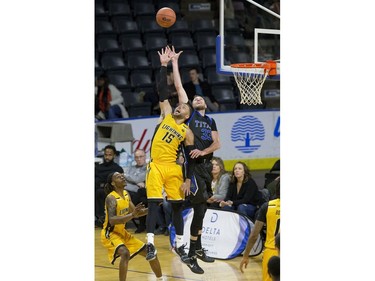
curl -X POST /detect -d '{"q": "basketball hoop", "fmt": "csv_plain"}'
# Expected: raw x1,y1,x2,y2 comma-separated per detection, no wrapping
231,60,277,105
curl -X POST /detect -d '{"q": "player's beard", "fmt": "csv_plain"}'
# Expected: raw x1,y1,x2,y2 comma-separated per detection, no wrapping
194,104,206,111
173,112,184,120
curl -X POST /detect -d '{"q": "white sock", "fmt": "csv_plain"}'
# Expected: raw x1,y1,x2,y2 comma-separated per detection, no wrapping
147,233,154,244
176,235,184,248
156,277,164,281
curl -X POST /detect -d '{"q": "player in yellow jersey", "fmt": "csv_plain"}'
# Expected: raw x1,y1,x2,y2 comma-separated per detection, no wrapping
145,46,196,263
101,172,165,281
239,177,280,281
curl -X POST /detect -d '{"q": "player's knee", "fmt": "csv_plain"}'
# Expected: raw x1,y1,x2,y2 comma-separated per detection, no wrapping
118,248,130,260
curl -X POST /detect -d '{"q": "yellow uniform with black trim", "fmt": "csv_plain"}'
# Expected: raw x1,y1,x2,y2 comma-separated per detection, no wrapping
101,190,145,264
147,113,189,201
262,198,280,281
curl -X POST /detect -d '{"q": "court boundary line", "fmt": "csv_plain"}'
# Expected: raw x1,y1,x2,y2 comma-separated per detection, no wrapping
95,264,204,281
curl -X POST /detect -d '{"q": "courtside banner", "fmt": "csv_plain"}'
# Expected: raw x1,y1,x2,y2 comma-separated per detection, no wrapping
169,208,263,259
96,110,280,164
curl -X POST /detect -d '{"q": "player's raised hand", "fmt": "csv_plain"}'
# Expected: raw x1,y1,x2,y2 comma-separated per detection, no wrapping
158,46,172,65
170,45,183,62
132,203,145,218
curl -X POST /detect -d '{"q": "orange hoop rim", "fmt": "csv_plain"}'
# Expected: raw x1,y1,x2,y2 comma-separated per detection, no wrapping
230,60,278,76
230,62,270,70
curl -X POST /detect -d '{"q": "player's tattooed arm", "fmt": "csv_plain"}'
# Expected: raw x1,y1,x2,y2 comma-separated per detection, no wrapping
106,195,117,224
106,195,135,225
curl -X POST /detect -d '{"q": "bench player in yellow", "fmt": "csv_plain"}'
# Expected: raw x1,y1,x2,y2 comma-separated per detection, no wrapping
239,177,280,281
145,46,196,263
101,172,164,281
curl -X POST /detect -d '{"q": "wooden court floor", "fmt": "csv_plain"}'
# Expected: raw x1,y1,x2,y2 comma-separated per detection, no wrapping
95,226,263,281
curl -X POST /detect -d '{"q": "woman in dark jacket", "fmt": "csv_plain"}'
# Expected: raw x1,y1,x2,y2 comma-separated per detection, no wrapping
219,161,260,220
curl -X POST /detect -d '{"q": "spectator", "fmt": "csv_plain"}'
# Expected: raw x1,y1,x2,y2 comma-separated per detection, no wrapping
182,67,219,112
207,156,230,208
239,177,280,281
123,149,148,233
101,172,165,281
219,161,261,220
95,73,129,120
95,145,124,227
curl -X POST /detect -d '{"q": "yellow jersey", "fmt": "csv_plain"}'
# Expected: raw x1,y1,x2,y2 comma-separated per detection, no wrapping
150,113,189,164
101,190,145,264
103,190,130,236
264,198,280,249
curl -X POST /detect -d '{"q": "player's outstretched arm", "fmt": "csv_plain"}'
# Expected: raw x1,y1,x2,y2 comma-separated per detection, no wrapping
157,46,173,119
170,46,189,104
239,220,265,273
106,195,139,225
190,130,221,159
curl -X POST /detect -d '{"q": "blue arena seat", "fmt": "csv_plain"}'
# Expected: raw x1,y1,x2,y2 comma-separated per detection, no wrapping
100,53,127,71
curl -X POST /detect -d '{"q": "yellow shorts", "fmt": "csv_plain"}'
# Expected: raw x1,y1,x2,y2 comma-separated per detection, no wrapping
146,161,184,201
262,247,279,281
101,229,145,264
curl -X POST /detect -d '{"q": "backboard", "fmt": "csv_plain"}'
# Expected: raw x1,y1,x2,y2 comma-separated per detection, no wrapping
216,0,280,78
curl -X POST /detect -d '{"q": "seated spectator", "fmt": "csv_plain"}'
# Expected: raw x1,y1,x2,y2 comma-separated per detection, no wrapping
123,149,148,233
207,156,230,208
219,161,261,220
182,67,219,112
95,145,124,227
95,74,129,120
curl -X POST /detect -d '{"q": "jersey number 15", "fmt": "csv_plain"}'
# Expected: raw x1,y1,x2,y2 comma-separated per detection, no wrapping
162,132,175,143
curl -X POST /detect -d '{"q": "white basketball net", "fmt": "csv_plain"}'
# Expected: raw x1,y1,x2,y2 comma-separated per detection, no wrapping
232,67,270,105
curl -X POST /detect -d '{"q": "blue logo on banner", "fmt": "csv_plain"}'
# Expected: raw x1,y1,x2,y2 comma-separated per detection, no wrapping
231,115,265,154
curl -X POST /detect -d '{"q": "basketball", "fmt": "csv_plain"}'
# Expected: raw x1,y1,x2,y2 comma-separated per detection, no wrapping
156,7,176,28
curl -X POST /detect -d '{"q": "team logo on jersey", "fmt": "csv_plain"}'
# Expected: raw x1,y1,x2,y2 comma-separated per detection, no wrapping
231,115,265,154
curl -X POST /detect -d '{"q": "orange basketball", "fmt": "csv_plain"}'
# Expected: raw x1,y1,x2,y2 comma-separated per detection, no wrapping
156,7,176,28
